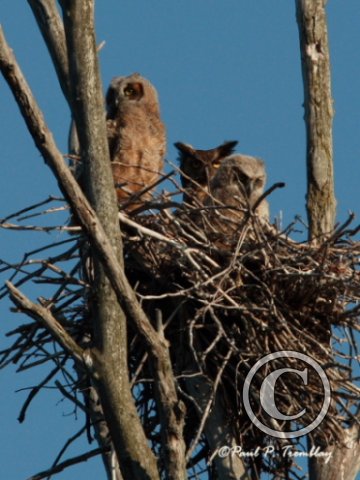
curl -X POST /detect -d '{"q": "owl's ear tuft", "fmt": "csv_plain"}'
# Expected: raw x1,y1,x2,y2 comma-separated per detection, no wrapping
174,142,196,161
215,140,238,160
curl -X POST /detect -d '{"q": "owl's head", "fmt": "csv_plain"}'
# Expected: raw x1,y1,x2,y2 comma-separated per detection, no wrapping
106,73,160,118
175,140,238,189
213,154,267,200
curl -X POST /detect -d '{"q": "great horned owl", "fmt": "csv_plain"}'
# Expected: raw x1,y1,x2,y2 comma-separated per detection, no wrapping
106,73,166,209
174,141,238,205
206,154,269,223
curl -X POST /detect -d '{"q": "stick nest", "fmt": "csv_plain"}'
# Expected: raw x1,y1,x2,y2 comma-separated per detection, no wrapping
123,202,360,477
1,194,360,479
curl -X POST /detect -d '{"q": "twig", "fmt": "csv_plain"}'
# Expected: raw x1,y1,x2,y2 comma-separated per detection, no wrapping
18,359,66,423
27,447,105,480
252,181,286,212
0,196,63,224
186,345,234,461
0,222,73,232
55,380,86,413
28,0,71,103
50,425,88,471
0,24,169,357
119,213,183,248
6,282,85,365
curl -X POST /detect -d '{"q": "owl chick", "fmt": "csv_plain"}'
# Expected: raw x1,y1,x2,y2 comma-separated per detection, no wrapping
106,73,166,209
206,154,270,223
175,141,238,205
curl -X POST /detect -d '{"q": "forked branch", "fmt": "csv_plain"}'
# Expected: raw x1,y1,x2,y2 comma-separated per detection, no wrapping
0,10,187,478
0,24,164,360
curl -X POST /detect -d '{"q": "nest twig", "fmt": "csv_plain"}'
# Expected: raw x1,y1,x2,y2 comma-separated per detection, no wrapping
1,188,359,479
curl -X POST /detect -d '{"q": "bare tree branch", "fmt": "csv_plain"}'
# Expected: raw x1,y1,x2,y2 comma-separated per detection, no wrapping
17,360,67,423
1,10,192,474
1,6,187,479
296,3,360,478
59,1,162,478
309,424,360,480
28,447,105,480
151,310,187,480
6,281,85,364
296,0,336,240
185,353,249,480
4,4,357,479
0,23,164,363
27,0,71,102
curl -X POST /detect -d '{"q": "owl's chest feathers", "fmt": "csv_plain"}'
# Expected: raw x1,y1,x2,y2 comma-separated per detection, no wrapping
210,183,245,207
108,108,165,160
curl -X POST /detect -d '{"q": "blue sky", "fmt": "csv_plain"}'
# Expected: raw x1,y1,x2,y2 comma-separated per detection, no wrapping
0,2,360,479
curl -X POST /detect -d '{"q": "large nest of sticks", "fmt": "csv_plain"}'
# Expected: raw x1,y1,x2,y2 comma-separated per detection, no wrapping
1,183,360,478
120,197,360,476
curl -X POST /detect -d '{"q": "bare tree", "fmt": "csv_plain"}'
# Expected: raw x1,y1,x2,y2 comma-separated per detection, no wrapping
0,2,359,480
296,0,336,241
1,1,186,479
296,3,360,479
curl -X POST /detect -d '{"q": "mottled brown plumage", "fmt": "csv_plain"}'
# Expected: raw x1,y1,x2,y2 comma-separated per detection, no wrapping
206,154,270,224
106,73,166,209
175,141,238,205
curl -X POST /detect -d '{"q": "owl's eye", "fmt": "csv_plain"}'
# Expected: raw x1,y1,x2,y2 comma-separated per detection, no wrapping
212,160,221,169
192,160,203,169
124,85,136,96
254,178,264,188
235,171,249,185
123,82,144,100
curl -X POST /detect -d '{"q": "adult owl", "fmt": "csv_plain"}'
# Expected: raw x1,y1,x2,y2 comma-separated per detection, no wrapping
106,73,166,209
206,154,270,223
174,141,238,205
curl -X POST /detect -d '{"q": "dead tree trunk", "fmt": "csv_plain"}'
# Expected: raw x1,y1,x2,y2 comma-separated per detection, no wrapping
296,5,359,479
308,425,360,480
58,2,160,479
296,0,336,241
1,1,188,477
185,371,250,480
28,2,121,478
